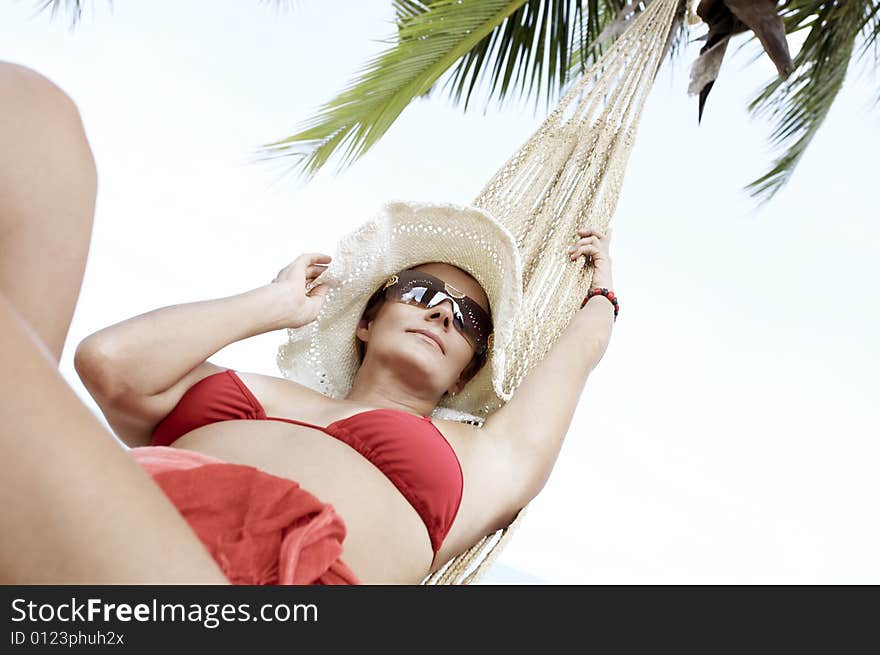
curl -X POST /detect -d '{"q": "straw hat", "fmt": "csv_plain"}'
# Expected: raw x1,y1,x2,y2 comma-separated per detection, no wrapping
276,199,523,424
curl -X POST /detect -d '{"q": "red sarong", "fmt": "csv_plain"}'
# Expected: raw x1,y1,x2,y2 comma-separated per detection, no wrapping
129,446,361,585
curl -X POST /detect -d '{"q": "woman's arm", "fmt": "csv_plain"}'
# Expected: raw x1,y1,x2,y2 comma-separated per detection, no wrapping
75,283,288,398
479,225,617,509
76,253,331,398
74,254,331,448
482,295,616,502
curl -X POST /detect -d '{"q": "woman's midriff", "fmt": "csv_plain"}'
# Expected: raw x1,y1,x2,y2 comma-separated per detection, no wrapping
166,419,434,584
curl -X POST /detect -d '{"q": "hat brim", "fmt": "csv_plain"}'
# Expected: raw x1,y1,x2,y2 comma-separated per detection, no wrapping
277,199,523,423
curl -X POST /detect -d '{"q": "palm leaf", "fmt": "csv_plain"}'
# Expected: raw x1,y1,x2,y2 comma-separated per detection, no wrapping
854,0,880,107
255,0,669,182
394,1,614,112
253,0,531,181
32,0,86,28
743,0,875,205
565,1,637,77
394,0,432,24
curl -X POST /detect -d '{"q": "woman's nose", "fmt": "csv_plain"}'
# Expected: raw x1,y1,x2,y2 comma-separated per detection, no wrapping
429,300,455,326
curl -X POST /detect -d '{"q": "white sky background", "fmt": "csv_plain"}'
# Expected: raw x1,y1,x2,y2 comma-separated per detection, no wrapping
2,0,878,584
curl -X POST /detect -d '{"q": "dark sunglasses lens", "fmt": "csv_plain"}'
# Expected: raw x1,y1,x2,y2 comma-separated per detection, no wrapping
400,286,428,304
434,297,478,347
390,272,492,352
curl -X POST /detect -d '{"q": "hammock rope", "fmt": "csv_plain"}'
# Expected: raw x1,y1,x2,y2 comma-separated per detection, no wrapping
422,0,687,585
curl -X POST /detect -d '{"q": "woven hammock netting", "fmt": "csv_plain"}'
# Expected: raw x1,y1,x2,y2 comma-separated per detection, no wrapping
422,0,687,585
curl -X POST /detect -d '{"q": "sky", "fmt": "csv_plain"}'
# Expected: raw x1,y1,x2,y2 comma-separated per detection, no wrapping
2,0,877,584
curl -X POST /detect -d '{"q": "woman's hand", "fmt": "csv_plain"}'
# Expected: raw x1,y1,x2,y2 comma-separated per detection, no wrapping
266,253,333,330
568,226,614,290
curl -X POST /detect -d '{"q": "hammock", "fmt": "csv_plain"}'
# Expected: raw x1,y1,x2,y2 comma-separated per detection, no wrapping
422,0,687,585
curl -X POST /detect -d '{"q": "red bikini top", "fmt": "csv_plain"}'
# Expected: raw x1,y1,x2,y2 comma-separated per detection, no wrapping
151,369,463,564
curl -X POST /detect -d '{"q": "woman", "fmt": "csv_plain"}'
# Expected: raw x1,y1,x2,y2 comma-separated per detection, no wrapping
0,61,616,585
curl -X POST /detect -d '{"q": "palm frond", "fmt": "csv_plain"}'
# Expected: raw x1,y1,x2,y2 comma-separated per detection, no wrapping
854,0,880,53
852,0,880,107
399,1,666,117
257,0,661,182
743,0,872,206
396,0,587,113
562,0,689,89
31,0,89,29
253,0,530,182
564,1,632,79
394,0,432,24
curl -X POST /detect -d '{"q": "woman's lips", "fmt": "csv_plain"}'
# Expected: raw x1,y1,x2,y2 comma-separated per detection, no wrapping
410,330,443,353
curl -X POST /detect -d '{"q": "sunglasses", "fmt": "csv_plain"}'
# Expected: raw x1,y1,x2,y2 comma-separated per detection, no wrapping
383,269,494,356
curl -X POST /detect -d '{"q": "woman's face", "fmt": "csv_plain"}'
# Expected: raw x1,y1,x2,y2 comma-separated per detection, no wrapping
355,262,491,395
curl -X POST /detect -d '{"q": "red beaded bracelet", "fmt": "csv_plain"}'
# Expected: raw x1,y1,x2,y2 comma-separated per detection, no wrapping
580,287,619,321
